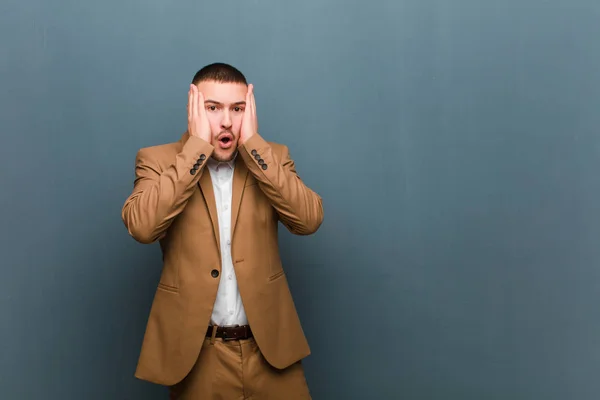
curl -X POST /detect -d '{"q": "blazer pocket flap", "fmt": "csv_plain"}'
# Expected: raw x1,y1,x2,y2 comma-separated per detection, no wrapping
157,282,179,293
268,270,285,281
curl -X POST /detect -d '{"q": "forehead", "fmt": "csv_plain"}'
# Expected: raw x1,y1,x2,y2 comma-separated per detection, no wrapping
196,80,247,103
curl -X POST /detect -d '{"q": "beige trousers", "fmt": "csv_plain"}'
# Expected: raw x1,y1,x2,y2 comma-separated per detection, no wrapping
169,337,311,400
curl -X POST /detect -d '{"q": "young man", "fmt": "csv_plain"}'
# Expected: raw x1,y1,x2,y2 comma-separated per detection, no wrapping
121,62,323,399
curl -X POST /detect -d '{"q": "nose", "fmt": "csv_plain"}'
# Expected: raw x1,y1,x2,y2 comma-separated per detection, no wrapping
221,109,232,130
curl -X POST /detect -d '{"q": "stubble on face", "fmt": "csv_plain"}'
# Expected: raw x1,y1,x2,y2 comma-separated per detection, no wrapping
195,80,247,163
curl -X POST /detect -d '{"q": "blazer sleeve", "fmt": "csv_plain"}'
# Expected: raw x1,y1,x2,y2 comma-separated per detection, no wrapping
238,134,324,235
121,136,214,244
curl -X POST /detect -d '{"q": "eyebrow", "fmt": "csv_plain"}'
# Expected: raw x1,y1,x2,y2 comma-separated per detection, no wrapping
204,100,246,106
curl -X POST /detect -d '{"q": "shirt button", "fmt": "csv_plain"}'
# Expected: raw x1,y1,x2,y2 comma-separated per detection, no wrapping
227,240,231,245
229,310,233,315
224,204,229,210
228,274,232,280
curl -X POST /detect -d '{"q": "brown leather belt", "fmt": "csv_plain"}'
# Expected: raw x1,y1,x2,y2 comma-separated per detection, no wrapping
206,325,253,341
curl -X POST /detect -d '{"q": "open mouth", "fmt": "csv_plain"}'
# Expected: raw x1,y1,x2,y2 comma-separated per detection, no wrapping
218,133,234,148
218,133,233,142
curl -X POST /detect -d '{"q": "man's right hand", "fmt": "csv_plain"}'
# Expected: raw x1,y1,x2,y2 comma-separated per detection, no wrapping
188,84,211,143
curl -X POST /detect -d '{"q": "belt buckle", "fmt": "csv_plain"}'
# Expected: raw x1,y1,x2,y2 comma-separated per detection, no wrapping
222,325,240,341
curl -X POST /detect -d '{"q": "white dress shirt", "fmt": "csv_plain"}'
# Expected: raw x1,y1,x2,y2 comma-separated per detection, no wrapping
206,154,248,327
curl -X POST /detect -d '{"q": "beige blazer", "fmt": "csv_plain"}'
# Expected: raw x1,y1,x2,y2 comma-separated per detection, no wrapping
121,132,324,386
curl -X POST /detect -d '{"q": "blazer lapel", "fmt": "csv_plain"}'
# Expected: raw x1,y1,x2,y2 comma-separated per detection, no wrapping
198,170,221,250
231,155,249,238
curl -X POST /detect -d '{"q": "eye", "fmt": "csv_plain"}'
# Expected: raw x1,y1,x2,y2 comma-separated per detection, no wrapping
233,106,242,112
207,105,217,111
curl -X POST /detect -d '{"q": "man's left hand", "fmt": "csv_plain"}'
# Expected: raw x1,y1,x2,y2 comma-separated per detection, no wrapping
239,84,258,145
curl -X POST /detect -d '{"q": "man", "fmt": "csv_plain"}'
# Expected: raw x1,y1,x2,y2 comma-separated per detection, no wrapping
121,62,323,399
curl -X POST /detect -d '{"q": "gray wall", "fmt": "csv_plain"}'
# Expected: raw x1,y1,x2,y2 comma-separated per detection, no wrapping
1,0,599,399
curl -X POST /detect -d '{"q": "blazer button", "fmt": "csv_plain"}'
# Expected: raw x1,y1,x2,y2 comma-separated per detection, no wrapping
200,154,206,160
190,168,196,175
211,269,219,278
261,164,268,170
254,154,261,160
251,149,257,156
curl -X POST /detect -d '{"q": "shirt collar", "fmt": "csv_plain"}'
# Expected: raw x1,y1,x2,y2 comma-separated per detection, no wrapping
207,151,237,170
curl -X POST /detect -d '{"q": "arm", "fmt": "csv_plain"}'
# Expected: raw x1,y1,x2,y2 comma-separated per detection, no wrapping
238,133,324,235
121,136,214,244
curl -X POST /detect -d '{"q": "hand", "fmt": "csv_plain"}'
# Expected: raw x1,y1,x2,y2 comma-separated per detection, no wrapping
187,84,211,143
240,84,258,145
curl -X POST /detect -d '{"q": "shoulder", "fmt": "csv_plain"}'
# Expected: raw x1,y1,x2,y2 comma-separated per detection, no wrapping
263,137,293,160
134,136,185,169
241,133,290,161
267,140,287,155
137,141,181,158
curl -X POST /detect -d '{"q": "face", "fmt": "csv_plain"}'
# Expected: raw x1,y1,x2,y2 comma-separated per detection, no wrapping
196,80,247,162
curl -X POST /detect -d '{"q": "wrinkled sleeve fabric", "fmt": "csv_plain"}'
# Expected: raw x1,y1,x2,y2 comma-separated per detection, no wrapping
238,134,324,235
122,136,214,243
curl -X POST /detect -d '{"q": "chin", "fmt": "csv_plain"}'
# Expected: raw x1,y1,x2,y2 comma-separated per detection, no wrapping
212,150,236,162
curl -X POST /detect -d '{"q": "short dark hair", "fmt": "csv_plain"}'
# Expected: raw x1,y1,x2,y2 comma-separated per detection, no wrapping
191,62,247,85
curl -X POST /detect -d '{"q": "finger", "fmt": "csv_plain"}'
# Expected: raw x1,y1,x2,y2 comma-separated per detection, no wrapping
244,85,251,120
246,84,252,105
198,91,205,117
254,95,258,131
196,86,201,119
188,85,193,120
191,85,197,119
251,86,257,125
